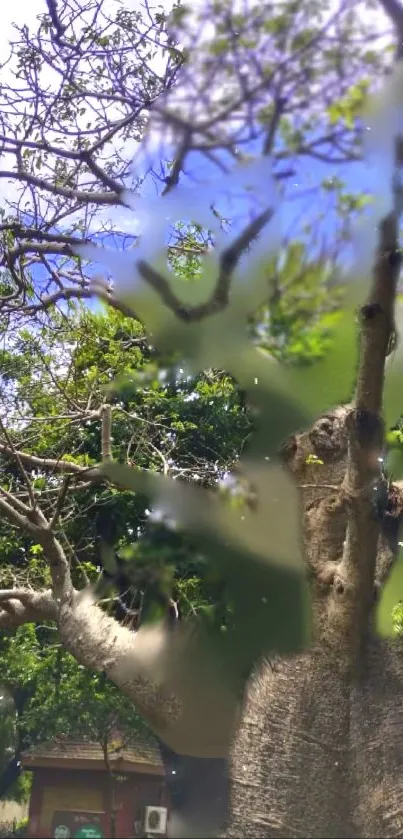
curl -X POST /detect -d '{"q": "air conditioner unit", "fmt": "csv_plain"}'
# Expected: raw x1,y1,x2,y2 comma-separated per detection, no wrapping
144,805,168,835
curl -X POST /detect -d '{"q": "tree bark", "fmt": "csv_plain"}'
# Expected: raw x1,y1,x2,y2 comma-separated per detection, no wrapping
225,406,403,838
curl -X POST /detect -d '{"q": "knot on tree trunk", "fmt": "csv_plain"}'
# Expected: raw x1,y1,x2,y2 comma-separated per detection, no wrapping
279,405,403,644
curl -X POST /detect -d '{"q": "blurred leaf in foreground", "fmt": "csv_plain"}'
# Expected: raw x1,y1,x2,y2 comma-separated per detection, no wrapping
104,458,310,688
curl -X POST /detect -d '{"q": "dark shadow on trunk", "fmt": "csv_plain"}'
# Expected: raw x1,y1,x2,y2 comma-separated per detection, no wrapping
160,740,229,838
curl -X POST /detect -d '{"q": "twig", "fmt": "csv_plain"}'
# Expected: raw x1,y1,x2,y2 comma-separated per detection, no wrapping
0,420,36,508
50,476,72,530
101,405,112,461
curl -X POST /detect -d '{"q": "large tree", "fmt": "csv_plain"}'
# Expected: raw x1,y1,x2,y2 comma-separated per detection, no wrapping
1,1,403,837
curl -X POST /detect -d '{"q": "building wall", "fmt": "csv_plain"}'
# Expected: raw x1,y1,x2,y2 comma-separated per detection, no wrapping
0,799,29,823
28,767,105,838
27,766,168,838
118,772,169,837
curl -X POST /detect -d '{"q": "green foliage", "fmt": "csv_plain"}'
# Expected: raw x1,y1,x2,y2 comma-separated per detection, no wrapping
392,601,403,636
382,421,403,481
377,549,403,638
0,223,357,758
21,648,149,746
254,242,345,364
13,817,28,837
327,80,370,129
0,624,151,796
305,454,324,466
0,302,252,624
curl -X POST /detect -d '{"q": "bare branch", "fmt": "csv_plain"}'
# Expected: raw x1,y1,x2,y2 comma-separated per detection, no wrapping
23,286,139,319
0,493,37,534
5,239,89,266
0,170,122,206
0,485,33,517
137,205,274,322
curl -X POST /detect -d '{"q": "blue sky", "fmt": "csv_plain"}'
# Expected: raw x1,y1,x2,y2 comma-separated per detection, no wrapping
0,0,399,310
75,122,395,301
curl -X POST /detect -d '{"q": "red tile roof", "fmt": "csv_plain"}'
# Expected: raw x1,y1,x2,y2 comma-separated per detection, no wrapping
22,731,164,770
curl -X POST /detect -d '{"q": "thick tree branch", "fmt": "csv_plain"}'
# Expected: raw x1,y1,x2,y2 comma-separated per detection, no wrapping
50,476,72,530
37,526,74,603
0,576,235,758
0,493,37,533
0,442,104,482
5,240,89,265
279,188,402,661
58,595,238,758
0,486,73,602
101,405,112,461
0,589,58,628
0,485,34,517
23,285,139,319
0,568,236,759
0,223,91,247
334,127,403,661
0,170,122,206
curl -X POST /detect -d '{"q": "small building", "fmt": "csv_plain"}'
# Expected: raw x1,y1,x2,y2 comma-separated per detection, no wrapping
21,731,170,838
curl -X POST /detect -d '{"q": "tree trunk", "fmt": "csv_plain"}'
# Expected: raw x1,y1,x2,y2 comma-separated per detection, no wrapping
225,407,403,838
227,639,403,838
